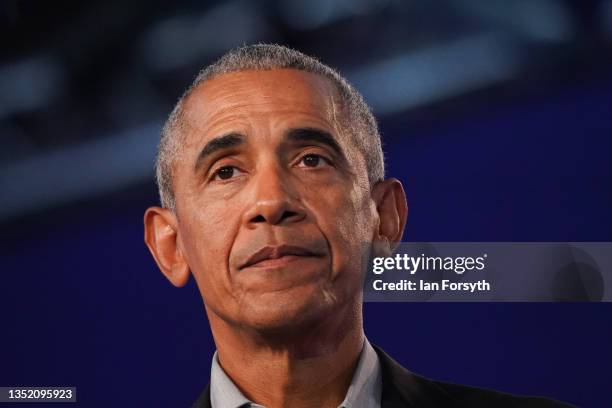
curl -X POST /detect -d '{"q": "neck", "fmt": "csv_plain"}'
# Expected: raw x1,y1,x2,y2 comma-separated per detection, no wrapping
208,302,364,408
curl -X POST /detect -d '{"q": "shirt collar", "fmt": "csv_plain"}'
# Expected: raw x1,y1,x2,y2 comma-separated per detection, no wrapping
209,338,381,408
210,352,260,408
340,338,382,408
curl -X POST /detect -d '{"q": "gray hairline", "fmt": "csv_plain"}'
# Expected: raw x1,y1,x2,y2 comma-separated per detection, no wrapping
155,46,385,212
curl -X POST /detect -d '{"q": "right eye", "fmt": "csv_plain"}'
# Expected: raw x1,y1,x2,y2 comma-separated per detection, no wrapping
212,166,243,180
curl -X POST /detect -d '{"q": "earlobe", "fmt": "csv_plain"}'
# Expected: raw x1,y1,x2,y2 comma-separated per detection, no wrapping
143,207,190,287
371,178,408,252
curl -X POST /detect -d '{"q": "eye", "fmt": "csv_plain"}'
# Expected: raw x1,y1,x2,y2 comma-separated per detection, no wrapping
212,165,243,180
298,154,330,168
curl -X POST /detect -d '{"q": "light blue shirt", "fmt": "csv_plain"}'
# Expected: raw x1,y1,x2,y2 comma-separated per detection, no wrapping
210,338,382,408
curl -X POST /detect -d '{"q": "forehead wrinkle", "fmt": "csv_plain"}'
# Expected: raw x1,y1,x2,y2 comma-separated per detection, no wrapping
178,69,365,178
181,101,250,153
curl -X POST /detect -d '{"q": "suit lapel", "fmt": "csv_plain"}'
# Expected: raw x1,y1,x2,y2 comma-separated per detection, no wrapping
374,345,457,408
191,383,211,408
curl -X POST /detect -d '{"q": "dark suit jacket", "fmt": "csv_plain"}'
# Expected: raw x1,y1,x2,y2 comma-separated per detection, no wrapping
192,344,575,407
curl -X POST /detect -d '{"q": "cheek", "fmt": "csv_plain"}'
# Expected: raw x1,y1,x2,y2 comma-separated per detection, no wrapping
179,199,241,298
312,183,375,282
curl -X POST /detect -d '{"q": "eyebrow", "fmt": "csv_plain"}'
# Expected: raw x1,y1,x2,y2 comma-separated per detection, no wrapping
194,132,245,171
193,127,344,173
285,127,344,157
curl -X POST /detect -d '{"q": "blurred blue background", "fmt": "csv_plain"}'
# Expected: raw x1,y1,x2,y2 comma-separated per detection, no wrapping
1,0,611,406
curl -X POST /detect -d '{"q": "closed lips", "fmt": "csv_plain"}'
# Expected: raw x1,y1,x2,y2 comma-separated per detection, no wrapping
241,245,320,269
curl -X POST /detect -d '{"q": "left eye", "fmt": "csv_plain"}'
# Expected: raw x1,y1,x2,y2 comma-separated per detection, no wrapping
299,154,329,168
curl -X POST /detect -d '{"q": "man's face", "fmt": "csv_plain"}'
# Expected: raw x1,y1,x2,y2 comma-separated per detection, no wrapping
172,69,377,331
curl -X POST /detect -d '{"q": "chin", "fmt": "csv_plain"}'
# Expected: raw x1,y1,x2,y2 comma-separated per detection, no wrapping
240,285,338,333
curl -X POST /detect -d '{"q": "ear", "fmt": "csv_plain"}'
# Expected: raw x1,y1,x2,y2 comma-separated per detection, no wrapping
371,178,408,253
144,206,190,287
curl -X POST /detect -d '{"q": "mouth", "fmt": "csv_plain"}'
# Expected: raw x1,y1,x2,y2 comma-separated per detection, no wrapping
240,245,322,270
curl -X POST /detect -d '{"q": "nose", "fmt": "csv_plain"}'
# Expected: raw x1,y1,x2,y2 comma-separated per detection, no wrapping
244,164,306,226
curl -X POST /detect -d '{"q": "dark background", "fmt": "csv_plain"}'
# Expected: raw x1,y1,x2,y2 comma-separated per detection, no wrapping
1,1,611,406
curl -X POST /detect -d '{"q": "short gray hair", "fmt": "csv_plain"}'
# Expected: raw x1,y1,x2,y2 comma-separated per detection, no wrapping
156,43,384,211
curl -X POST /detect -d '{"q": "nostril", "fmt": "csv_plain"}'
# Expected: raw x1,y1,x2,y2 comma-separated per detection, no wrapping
280,210,298,222
281,211,297,221
251,215,266,223
250,211,301,224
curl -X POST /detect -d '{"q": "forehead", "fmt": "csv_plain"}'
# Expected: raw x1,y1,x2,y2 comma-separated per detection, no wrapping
180,69,339,145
